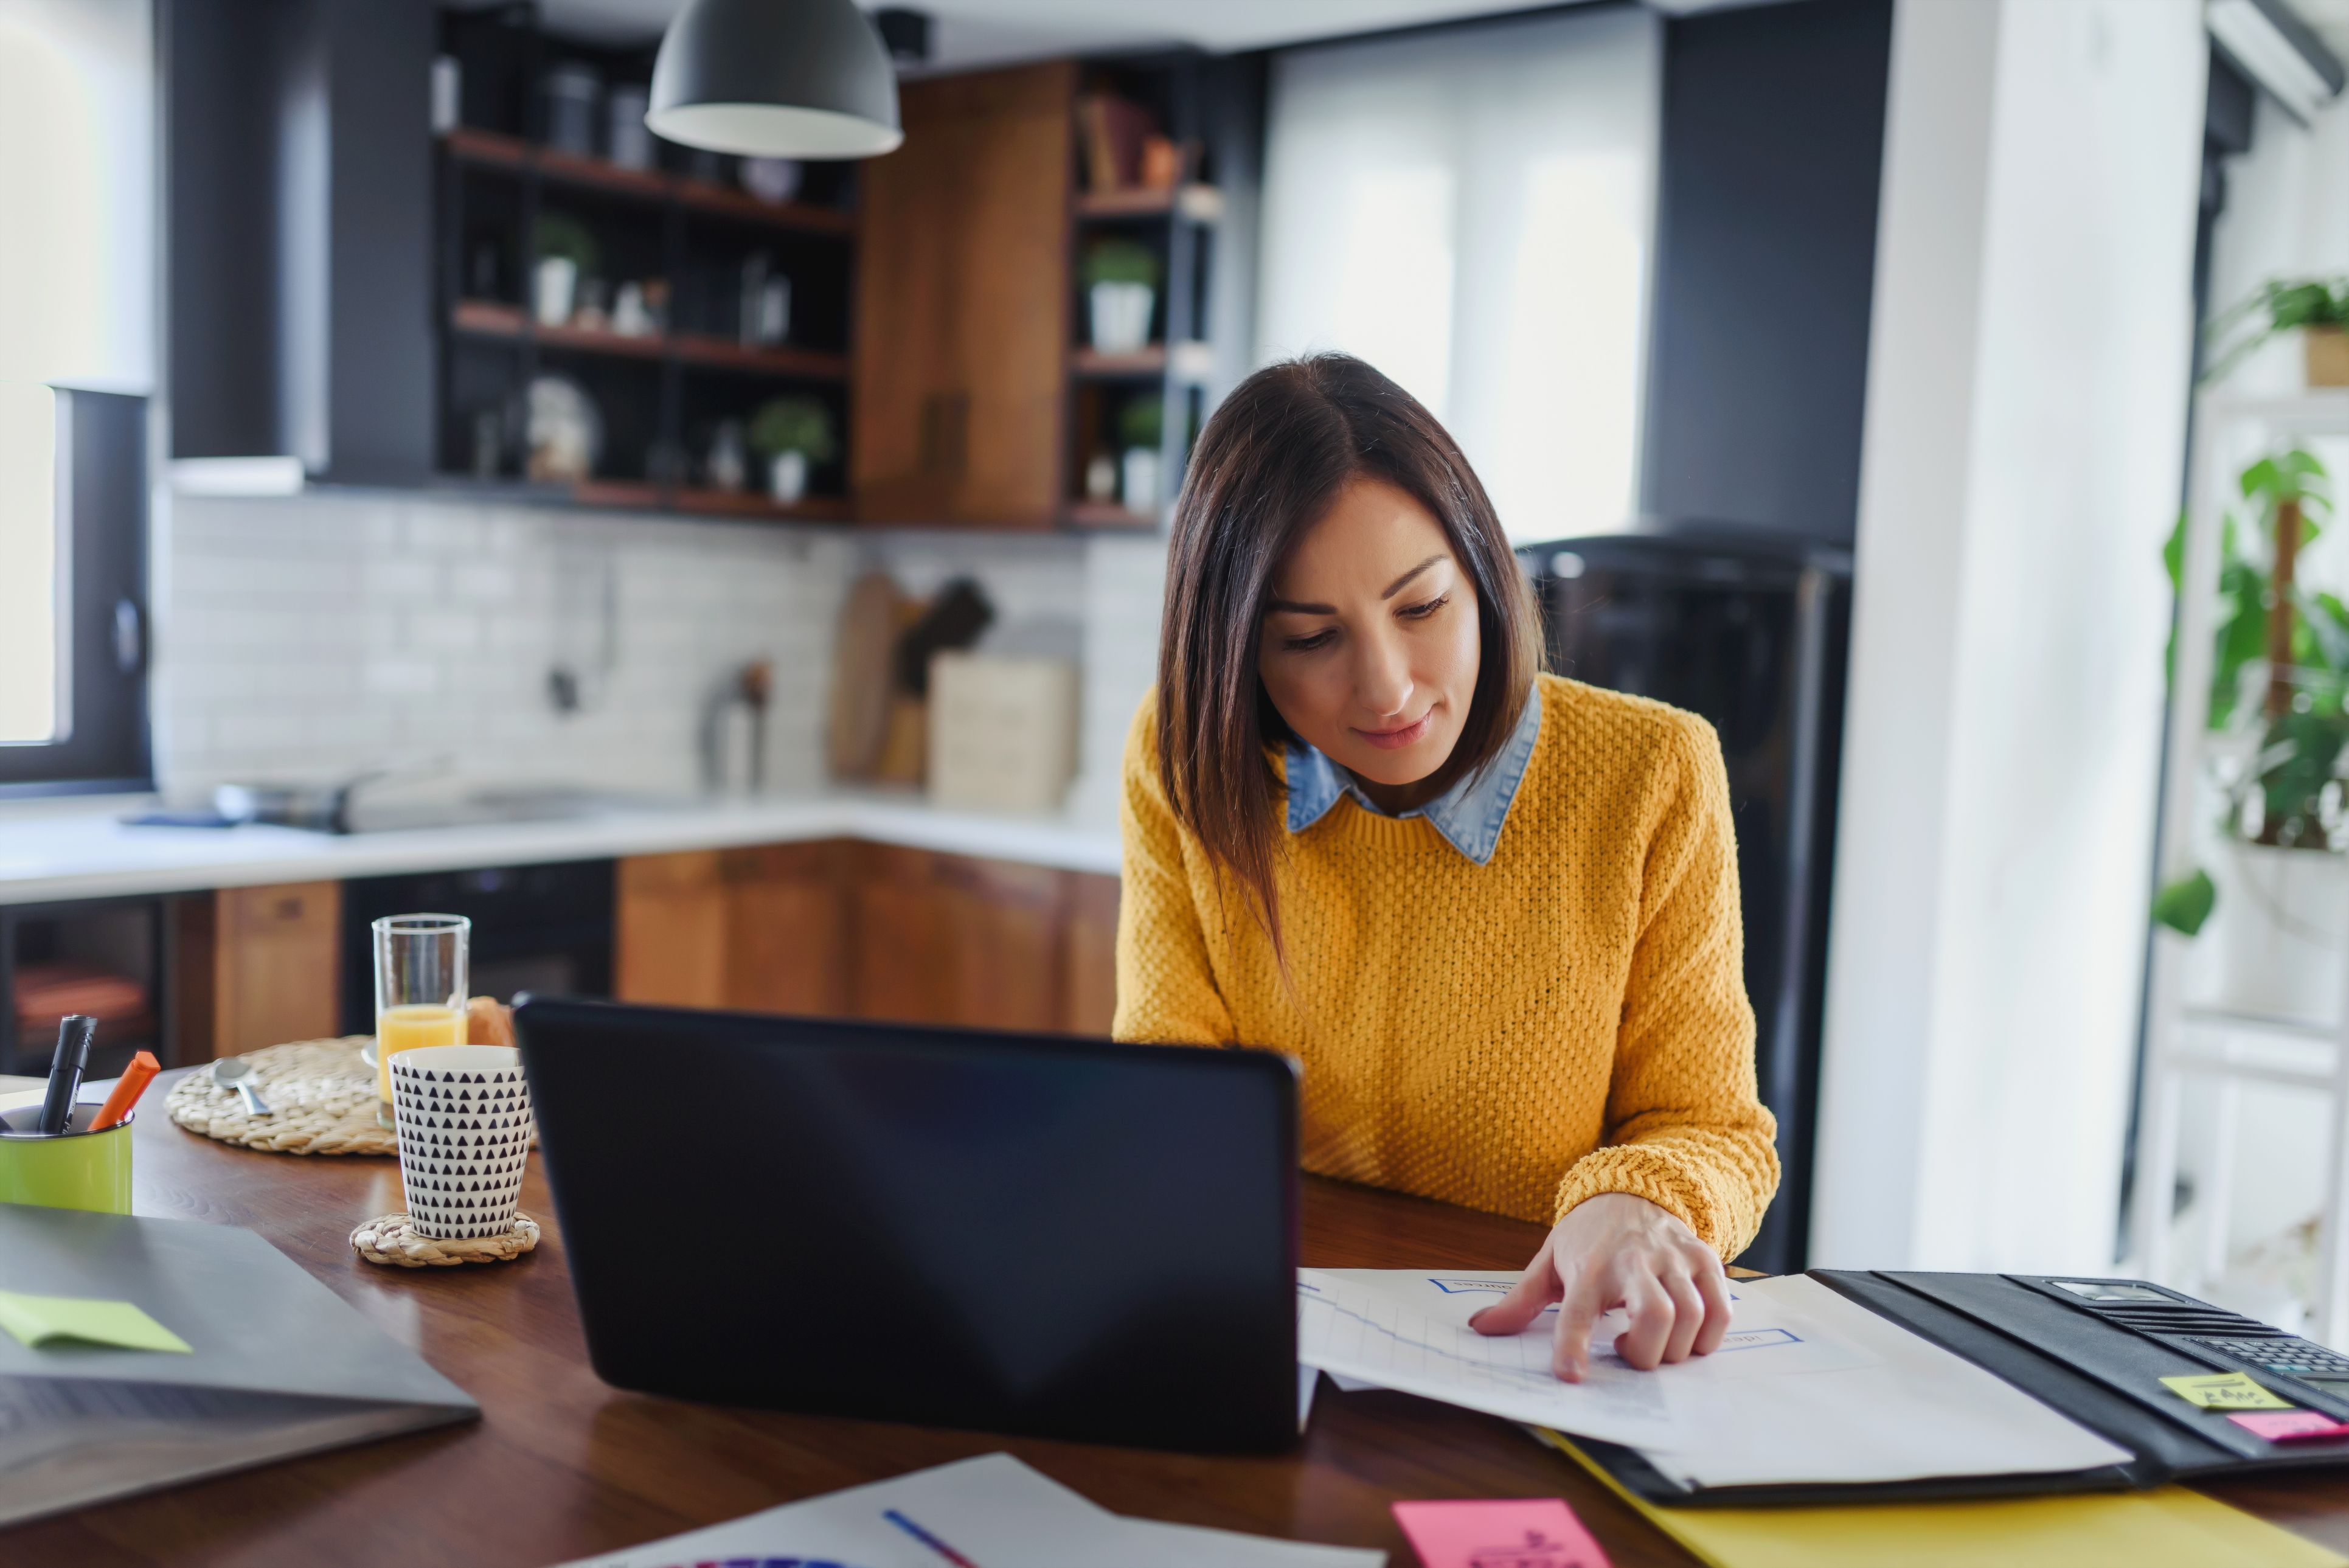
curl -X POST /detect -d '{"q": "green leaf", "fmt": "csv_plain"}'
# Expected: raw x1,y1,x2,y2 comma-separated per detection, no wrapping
2152,869,2216,936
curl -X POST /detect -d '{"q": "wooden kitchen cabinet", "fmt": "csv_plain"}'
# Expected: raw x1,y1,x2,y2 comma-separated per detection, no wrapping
853,61,1074,527
615,841,1117,1035
849,844,1067,1030
174,881,344,1060
616,843,849,1015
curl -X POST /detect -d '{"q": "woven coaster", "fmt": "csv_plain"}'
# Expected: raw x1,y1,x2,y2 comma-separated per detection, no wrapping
167,1036,396,1156
352,1212,541,1268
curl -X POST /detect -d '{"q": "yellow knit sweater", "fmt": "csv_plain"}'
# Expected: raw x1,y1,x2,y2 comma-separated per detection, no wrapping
1114,673,1779,1258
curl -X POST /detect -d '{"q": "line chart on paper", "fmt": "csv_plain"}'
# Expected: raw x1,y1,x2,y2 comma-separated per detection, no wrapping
1295,1272,1679,1446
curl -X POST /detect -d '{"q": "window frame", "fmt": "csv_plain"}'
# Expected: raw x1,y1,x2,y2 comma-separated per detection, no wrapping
0,389,152,798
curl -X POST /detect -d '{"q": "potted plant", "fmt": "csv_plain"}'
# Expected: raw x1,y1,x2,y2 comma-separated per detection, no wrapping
1117,394,1162,516
747,396,836,503
533,214,599,327
1083,238,1161,355
2205,278,2349,388
2156,448,2349,1018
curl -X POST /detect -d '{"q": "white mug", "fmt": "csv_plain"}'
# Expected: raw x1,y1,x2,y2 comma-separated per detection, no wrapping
390,1045,532,1240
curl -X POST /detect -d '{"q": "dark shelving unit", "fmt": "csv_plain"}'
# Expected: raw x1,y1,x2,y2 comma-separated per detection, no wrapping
433,8,858,521
1060,57,1237,530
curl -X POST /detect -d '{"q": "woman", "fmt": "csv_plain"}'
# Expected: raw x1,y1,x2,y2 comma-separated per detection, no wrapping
1115,353,1778,1381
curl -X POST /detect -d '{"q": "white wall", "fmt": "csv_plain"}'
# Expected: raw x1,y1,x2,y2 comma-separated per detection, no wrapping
1811,0,2207,1271
158,493,857,800
153,491,1161,825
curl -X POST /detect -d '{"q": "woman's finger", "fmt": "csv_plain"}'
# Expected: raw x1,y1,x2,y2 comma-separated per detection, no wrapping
1659,1269,1707,1364
1690,1261,1735,1356
1468,1239,1560,1337
1611,1266,1676,1371
1550,1263,1614,1381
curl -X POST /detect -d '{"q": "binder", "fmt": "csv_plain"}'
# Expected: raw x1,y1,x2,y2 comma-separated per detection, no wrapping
0,1204,478,1525
1569,1270,2349,1507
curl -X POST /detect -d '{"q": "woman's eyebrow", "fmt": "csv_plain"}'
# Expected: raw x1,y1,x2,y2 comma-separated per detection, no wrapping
1266,553,1449,616
1381,554,1448,598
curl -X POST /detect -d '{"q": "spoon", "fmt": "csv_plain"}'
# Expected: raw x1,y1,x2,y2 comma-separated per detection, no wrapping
210,1056,273,1118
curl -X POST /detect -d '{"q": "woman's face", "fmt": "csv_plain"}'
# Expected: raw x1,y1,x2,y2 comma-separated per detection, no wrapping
1257,477,1482,800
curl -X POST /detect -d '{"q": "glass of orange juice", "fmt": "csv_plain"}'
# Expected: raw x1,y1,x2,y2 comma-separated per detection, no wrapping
373,914,470,1130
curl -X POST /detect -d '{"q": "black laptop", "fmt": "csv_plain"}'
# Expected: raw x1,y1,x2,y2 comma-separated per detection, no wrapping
513,996,1300,1452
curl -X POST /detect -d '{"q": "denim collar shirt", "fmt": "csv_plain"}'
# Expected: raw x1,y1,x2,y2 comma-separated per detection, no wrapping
1283,687,1545,866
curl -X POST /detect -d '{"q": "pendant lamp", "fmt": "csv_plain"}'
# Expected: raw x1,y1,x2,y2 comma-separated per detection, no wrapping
647,0,904,159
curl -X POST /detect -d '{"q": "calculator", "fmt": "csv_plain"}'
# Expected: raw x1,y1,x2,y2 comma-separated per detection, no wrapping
2023,1276,2349,1424
2190,1335,2349,1399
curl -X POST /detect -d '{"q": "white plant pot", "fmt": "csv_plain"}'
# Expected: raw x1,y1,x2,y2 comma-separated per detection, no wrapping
1089,282,1154,354
2212,840,2349,1021
534,257,578,327
769,449,809,504
1120,446,1161,516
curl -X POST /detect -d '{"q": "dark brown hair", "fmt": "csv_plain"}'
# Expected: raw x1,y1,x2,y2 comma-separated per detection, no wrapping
1156,353,1542,944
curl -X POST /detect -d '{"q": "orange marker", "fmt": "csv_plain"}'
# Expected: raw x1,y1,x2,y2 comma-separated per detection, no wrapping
91,1050,161,1131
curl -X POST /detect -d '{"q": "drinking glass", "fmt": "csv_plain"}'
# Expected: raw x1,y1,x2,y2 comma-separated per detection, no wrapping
373,914,469,1128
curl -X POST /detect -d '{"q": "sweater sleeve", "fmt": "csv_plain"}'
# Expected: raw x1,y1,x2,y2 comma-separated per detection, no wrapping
1111,699,1239,1047
1552,713,1782,1260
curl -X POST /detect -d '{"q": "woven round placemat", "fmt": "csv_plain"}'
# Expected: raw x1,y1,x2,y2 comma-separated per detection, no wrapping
351,1212,541,1268
166,1036,397,1156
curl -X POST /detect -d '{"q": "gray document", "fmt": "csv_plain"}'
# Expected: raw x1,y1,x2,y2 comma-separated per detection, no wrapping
0,1205,477,1525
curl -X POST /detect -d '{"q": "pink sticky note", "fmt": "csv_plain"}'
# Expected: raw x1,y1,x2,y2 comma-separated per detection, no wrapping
1392,1498,1609,1568
2229,1409,2349,1441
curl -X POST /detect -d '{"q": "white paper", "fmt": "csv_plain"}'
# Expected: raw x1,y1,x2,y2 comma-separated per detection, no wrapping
552,1451,1383,1568
1639,1275,2136,1488
1302,1269,2134,1488
1297,1268,1684,1448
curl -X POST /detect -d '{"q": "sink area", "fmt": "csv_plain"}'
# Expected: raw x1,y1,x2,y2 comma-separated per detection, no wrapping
336,786,695,834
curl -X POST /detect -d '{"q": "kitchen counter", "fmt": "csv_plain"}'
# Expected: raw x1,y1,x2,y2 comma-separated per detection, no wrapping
0,792,1123,907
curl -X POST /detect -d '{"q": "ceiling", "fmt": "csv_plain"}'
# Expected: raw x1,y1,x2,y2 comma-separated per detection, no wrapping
533,0,1758,69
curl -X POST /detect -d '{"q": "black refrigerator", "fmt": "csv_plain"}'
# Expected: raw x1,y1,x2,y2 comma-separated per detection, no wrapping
1519,525,1851,1275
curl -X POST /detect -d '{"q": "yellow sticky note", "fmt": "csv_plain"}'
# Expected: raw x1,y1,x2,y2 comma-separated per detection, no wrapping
2160,1372,2292,1410
0,1288,192,1353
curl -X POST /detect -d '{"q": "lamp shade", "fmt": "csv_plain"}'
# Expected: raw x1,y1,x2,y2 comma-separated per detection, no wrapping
647,0,903,159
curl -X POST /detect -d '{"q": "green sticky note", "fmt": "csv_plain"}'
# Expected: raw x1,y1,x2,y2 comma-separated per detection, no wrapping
2160,1371,2291,1410
0,1288,192,1354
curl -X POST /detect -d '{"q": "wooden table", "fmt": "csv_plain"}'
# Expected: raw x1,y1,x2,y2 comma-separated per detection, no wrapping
9,1075,2348,1567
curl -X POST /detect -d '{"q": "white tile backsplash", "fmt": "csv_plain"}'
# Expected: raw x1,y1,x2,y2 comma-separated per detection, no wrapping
156,494,1170,833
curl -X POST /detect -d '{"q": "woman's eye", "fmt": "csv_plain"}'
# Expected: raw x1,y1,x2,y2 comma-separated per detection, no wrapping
1283,630,1336,652
1399,594,1450,620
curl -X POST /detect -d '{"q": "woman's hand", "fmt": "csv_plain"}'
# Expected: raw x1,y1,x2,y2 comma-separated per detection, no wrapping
1466,1192,1732,1381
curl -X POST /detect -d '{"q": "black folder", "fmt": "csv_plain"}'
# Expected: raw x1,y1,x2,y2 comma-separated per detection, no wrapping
1570,1270,2349,1507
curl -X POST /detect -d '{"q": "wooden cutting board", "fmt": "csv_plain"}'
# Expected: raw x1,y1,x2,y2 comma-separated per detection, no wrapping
826,572,905,780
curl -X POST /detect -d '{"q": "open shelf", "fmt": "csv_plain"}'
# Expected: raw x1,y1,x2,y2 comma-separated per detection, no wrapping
451,303,847,381
1070,345,1168,378
1075,183,1224,223
442,129,856,238
1065,500,1155,527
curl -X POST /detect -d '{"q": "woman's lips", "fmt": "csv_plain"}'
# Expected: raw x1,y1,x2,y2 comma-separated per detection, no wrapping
1353,712,1434,751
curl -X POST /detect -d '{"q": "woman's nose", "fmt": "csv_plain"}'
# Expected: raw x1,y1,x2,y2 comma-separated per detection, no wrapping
1355,631,1414,716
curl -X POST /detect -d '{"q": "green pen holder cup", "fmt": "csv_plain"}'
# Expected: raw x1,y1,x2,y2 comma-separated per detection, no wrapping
0,1106,134,1215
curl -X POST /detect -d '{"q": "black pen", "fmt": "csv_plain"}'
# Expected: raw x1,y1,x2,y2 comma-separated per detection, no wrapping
37,1015,97,1136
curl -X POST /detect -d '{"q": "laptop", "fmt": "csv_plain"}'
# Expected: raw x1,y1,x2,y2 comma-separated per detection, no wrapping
513,996,1300,1452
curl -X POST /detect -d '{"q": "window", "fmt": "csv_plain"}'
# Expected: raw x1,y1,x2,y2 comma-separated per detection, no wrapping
0,386,61,748
1255,5,1662,543
0,0,153,794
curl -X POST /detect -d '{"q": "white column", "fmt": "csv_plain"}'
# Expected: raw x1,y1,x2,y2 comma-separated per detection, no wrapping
1810,0,2207,1271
